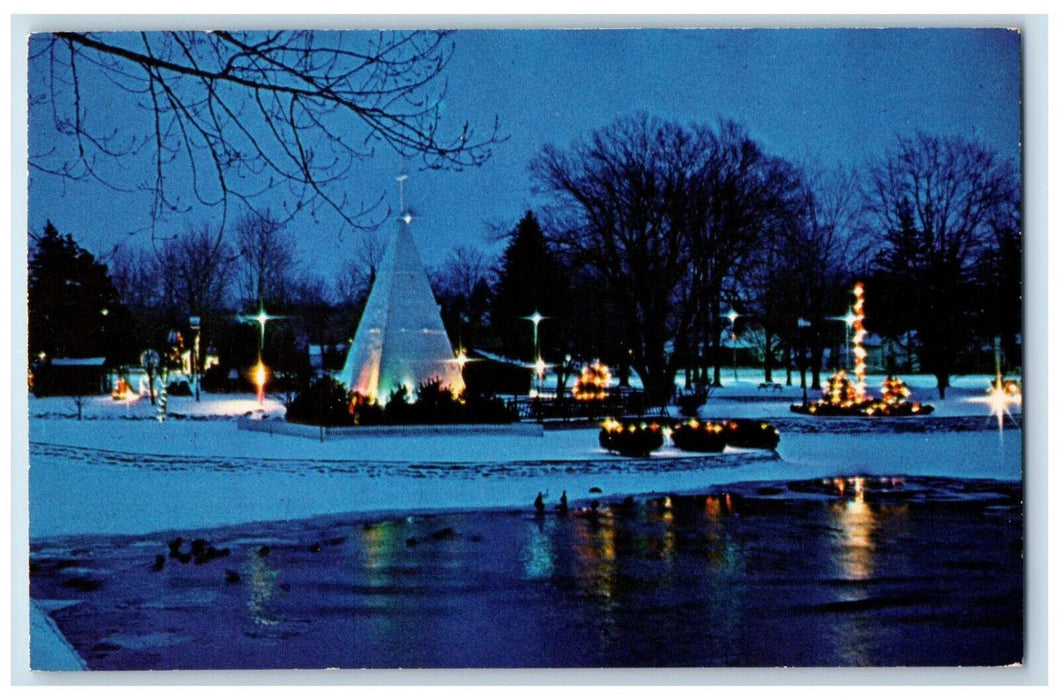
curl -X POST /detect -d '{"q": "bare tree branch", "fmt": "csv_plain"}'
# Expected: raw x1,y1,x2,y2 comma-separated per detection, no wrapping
30,30,502,237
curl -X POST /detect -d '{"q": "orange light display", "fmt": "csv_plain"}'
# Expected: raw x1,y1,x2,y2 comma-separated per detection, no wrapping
573,362,611,401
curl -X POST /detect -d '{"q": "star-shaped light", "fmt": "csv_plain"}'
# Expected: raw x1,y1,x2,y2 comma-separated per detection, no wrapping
970,375,1022,433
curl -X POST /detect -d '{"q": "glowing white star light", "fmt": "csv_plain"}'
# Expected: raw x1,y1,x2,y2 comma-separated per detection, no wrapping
974,375,1022,433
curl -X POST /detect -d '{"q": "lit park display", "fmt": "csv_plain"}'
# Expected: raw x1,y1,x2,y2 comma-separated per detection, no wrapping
598,419,665,457
600,418,780,456
790,283,934,417
572,361,611,401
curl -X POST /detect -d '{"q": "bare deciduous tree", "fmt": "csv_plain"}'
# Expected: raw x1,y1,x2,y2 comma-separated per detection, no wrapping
29,30,501,234
533,114,802,403
865,133,1018,397
532,114,705,404
154,223,234,321
770,165,868,395
234,210,298,311
683,120,802,388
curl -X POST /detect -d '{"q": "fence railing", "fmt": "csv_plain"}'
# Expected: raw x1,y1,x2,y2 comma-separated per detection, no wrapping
506,387,661,423
237,416,544,441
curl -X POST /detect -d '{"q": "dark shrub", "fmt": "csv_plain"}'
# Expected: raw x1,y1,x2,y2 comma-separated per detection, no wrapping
722,420,780,450
598,420,664,457
285,376,355,427
409,378,463,424
463,392,519,424
671,420,726,452
382,385,414,424
287,377,519,427
677,392,707,417
351,393,385,425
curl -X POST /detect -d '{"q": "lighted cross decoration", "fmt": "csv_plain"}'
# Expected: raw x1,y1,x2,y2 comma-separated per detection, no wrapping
240,306,285,349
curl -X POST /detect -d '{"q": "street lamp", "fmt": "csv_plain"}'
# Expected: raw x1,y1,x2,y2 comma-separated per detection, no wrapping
524,311,547,395
726,309,740,382
249,307,276,349
240,305,284,405
189,315,201,401
840,309,858,369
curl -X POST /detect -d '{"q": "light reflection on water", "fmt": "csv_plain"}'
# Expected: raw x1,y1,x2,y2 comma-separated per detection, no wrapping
246,555,279,627
832,490,877,582
824,478,913,665
522,520,556,579
30,476,1022,669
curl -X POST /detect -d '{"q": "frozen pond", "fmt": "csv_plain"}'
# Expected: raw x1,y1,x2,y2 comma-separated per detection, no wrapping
29,476,1022,669
22,381,1025,671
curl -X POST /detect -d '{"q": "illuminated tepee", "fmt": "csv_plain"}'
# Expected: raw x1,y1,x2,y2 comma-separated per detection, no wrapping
337,179,464,403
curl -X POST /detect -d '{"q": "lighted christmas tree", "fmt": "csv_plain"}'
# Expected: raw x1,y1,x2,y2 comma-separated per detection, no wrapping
791,282,933,417
573,362,611,401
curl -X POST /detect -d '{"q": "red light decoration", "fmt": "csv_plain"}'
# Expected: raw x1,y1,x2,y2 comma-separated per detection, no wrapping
111,377,137,402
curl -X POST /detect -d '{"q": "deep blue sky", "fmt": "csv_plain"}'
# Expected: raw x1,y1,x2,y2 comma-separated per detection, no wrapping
27,27,1022,280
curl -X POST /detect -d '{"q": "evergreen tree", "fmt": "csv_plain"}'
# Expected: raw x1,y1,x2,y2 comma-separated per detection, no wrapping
28,221,131,363
489,211,569,360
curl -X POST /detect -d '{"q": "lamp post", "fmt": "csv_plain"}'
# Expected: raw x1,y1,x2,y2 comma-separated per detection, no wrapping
797,317,812,405
525,311,546,395
241,305,282,405
840,309,858,370
189,315,201,401
250,306,275,349
726,309,740,382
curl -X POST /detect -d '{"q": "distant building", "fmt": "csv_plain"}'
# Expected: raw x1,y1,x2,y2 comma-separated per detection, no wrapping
31,357,108,397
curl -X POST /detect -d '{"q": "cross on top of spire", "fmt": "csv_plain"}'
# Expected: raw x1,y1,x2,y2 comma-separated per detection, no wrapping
396,173,412,224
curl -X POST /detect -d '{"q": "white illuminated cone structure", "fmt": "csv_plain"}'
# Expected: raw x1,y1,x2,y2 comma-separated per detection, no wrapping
338,188,464,404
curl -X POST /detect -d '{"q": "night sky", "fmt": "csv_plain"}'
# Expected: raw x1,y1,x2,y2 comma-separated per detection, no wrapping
26,27,1023,279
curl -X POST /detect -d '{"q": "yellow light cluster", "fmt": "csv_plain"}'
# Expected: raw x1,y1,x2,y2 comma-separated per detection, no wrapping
573,361,611,401
881,376,911,405
851,283,867,401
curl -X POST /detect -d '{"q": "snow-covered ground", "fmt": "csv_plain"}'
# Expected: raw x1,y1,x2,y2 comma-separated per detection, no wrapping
21,371,1025,672
26,372,1022,540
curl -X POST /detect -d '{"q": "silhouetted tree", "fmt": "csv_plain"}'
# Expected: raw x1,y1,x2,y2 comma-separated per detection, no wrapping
234,210,299,311
973,196,1022,372
865,133,1018,398
683,121,803,387
155,223,234,322
430,244,496,352
30,31,501,234
489,211,570,360
765,165,869,392
532,116,706,404
534,115,801,403
28,221,131,363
